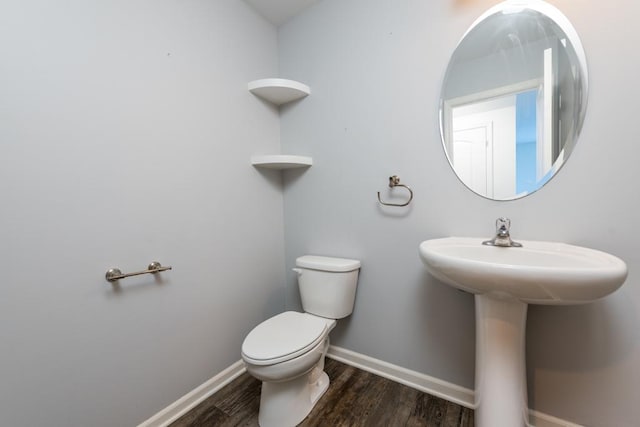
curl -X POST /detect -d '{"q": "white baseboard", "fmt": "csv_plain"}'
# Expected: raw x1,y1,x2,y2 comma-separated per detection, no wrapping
327,345,583,427
326,345,476,409
138,346,583,427
528,410,584,427
137,360,246,427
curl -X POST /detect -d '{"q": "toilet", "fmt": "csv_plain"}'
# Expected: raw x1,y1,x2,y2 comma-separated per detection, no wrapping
241,255,361,427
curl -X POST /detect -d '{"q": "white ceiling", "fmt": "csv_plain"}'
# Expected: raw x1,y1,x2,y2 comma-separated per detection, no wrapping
243,0,320,26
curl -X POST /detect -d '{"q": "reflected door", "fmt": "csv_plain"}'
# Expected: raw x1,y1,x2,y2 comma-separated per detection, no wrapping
452,95,516,199
453,124,493,197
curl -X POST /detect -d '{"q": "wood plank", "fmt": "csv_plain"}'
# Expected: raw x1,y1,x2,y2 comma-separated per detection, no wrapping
169,404,230,427
208,373,261,417
307,369,389,426
170,358,474,427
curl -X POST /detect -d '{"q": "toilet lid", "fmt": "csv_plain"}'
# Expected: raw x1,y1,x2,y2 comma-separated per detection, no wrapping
242,311,328,365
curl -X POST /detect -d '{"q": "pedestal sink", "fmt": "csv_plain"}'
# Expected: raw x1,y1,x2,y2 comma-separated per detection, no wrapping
419,237,627,427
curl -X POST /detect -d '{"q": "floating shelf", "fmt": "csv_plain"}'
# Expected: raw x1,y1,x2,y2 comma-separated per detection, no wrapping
251,155,313,170
249,79,311,175
248,78,310,106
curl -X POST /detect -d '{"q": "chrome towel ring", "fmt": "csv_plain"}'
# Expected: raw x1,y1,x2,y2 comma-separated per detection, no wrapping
377,175,413,207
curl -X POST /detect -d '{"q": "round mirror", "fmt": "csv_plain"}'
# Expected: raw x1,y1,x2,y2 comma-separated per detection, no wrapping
439,0,588,200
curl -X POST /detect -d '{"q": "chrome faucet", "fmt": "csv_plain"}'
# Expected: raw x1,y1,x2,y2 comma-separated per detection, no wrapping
482,217,522,247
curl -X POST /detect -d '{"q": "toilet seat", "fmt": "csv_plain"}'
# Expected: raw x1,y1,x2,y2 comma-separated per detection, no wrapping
242,311,328,366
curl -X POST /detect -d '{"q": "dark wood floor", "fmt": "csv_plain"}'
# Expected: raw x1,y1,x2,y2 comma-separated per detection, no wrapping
170,358,474,427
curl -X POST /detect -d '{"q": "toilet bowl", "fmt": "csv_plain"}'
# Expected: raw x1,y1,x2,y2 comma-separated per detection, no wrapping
242,311,336,383
242,311,336,427
241,255,360,427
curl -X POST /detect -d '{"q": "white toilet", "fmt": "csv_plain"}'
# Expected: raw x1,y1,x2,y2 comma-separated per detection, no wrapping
241,255,361,427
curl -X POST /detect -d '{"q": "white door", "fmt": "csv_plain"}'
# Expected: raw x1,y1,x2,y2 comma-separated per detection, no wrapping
452,95,517,199
453,124,493,197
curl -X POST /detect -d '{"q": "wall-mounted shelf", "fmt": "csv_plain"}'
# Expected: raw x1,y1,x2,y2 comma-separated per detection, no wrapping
251,155,313,170
248,78,310,106
249,79,311,175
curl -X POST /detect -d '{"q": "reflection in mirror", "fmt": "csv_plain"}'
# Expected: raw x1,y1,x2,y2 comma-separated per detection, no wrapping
440,0,588,200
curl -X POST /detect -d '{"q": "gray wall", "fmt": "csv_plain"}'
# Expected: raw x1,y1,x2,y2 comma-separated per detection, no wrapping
3,0,640,426
279,0,640,425
0,1,285,426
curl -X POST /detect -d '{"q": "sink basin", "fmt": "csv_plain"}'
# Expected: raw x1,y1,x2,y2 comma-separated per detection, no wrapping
419,237,627,304
419,236,627,427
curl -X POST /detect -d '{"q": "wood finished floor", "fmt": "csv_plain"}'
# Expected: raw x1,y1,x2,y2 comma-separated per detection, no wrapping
170,358,474,427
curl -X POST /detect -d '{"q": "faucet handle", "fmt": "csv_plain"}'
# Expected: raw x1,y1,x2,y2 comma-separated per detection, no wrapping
496,217,511,233
483,217,522,247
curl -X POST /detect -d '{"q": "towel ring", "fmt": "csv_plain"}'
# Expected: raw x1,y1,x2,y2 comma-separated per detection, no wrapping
377,175,413,207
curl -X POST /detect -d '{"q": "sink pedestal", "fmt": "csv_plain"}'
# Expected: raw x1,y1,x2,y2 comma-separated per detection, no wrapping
419,237,627,426
475,294,528,427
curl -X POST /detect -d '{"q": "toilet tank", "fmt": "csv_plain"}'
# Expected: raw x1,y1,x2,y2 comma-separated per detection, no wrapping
295,255,361,319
